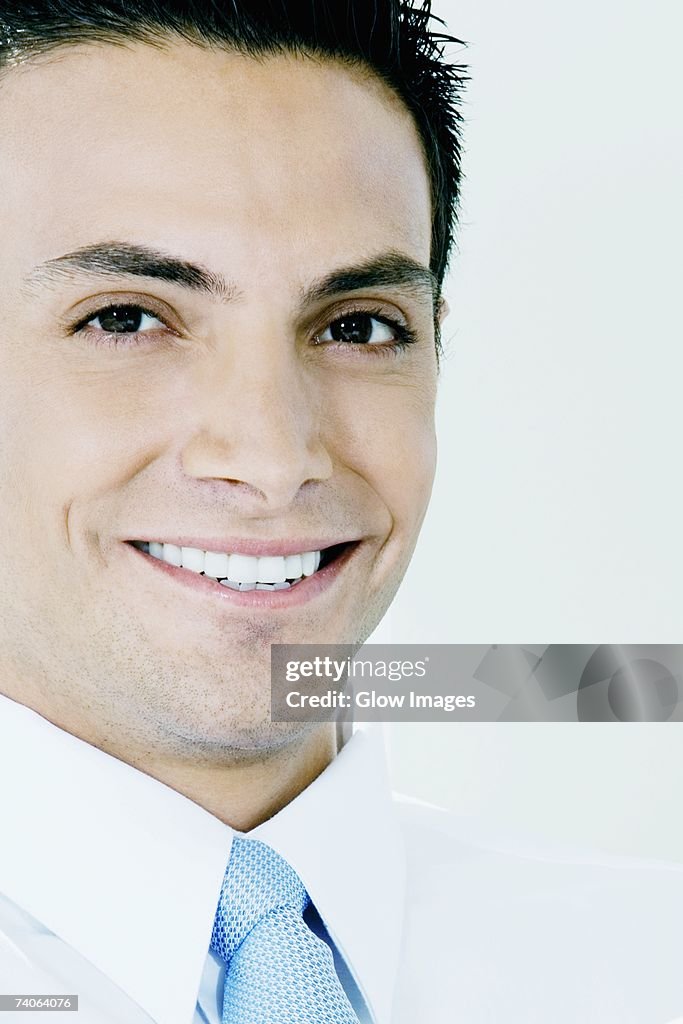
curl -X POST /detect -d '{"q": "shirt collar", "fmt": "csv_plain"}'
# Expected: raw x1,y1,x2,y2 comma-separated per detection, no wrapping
0,695,404,1024
0,693,232,1024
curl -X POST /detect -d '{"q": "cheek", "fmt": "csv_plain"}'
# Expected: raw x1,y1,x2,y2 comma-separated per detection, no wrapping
0,350,169,541
323,370,437,530
383,415,437,535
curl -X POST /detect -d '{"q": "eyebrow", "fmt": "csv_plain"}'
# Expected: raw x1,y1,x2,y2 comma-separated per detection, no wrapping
26,241,234,300
301,251,438,308
26,241,439,308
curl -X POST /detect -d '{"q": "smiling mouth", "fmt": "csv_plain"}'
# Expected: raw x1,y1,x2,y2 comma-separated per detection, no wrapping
129,540,351,591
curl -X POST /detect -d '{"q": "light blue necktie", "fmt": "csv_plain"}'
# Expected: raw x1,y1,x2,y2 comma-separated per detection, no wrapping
211,837,362,1023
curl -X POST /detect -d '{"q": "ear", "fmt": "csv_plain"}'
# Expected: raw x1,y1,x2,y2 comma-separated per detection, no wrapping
437,295,450,325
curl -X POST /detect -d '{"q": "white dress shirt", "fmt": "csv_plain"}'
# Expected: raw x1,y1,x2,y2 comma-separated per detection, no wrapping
2,692,683,1023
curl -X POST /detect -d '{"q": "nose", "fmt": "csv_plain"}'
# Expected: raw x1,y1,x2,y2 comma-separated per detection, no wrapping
180,344,333,512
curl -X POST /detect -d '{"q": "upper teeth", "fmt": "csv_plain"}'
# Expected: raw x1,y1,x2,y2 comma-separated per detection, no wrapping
145,542,321,586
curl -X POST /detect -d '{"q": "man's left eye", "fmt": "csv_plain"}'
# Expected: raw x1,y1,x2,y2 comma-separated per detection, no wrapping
86,305,165,334
317,313,398,345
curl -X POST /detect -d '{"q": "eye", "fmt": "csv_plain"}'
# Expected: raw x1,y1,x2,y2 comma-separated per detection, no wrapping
317,312,402,346
83,305,166,334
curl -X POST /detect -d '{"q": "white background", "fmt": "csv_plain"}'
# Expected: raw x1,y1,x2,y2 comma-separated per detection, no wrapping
375,0,683,862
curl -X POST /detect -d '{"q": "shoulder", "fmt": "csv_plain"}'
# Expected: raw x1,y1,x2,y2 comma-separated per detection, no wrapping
391,795,683,1024
394,791,683,883
0,893,155,1023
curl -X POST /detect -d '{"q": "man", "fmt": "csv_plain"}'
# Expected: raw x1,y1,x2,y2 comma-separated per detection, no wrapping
0,2,682,1022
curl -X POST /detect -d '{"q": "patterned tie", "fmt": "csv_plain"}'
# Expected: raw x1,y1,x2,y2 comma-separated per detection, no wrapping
210,837,362,1023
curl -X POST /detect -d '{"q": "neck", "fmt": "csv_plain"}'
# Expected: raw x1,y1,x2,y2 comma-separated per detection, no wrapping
122,725,338,831
2,677,339,830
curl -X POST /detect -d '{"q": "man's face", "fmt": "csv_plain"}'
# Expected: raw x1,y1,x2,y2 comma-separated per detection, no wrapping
0,41,437,756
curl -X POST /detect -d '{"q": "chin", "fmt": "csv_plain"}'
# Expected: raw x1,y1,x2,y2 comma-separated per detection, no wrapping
160,717,317,762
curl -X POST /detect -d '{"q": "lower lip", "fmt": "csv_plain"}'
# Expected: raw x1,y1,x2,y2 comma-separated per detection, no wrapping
125,542,358,609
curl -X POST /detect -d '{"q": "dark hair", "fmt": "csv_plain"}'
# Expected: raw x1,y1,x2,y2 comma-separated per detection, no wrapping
0,1,467,293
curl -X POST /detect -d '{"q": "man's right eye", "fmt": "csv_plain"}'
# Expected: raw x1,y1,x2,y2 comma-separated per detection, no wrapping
82,305,166,334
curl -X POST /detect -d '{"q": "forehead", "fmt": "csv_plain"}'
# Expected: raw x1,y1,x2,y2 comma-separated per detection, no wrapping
0,42,432,286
